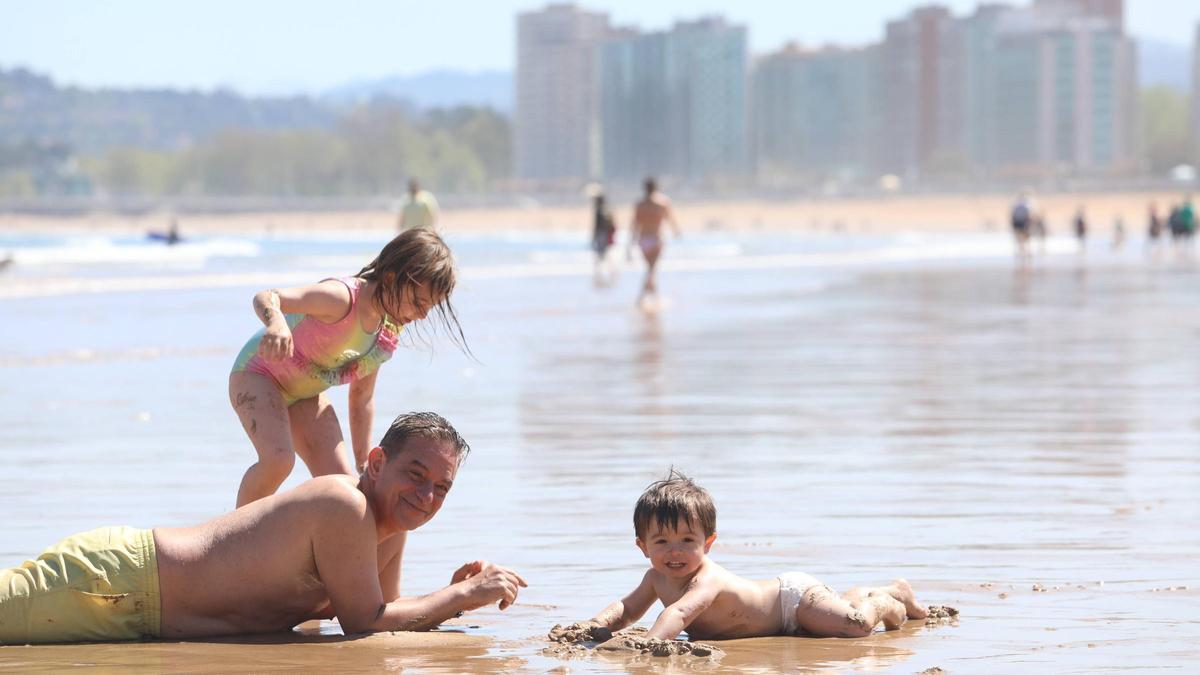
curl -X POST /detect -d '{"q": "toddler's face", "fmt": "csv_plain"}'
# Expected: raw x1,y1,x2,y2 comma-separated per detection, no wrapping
637,520,715,579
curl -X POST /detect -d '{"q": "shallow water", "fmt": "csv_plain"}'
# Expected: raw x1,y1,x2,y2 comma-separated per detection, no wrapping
1,230,1197,672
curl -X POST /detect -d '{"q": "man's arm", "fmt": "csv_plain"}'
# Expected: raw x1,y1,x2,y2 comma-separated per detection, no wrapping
664,199,681,237
589,570,658,632
644,579,719,640
378,532,406,602
347,371,378,470
312,493,526,634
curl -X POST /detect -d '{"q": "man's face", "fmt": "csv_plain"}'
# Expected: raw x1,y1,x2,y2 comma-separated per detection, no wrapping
636,519,716,580
368,437,458,532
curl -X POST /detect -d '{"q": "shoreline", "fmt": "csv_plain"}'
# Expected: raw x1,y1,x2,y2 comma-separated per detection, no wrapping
0,189,1191,236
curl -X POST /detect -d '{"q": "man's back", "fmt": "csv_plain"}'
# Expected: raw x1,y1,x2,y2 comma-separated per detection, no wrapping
154,475,369,637
634,193,672,239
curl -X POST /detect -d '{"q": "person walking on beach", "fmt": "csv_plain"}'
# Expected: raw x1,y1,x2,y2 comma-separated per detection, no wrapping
1147,203,1163,254
1010,193,1033,259
398,179,439,231
591,192,617,286
230,229,466,507
0,412,528,644
629,177,680,305
1073,206,1088,253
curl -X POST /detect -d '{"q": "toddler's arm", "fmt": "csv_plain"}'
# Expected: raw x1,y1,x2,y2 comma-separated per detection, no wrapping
645,580,719,640
589,570,657,632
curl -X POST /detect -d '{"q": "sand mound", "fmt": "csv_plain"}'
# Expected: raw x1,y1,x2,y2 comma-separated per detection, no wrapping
544,623,723,659
925,605,960,625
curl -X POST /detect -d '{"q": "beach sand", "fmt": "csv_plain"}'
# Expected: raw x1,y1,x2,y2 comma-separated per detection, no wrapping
0,189,1191,236
1,214,1198,672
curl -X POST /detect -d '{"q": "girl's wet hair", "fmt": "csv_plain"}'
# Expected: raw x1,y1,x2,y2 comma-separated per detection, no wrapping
633,468,716,539
357,229,469,353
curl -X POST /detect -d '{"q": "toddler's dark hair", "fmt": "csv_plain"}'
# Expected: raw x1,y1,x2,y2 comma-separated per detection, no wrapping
633,468,716,539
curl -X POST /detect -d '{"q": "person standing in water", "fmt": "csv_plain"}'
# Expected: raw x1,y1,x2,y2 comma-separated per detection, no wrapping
629,177,680,304
591,192,617,286
1073,206,1088,253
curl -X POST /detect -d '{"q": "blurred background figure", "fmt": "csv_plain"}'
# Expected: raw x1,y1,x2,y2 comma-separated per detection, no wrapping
1146,203,1163,255
1074,206,1088,253
590,190,616,287
1112,215,1126,250
1010,192,1032,260
629,177,680,307
398,178,439,231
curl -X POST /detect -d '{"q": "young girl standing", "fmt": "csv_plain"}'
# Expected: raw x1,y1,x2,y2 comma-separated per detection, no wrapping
230,228,465,506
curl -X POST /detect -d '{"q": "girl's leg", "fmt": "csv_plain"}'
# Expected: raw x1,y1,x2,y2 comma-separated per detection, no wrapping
793,583,908,638
288,392,356,477
230,372,296,507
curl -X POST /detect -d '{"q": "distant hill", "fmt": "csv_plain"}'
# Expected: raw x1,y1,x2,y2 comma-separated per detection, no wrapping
324,69,512,113
1138,38,1192,92
0,67,337,153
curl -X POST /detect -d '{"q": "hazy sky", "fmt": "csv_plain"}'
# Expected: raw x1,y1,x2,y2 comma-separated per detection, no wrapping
2,1,1195,95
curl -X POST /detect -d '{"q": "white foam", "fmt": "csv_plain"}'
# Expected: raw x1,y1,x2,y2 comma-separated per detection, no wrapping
8,238,260,267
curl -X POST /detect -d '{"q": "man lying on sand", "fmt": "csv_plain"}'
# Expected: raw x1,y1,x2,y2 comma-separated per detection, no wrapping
574,470,926,644
0,412,526,644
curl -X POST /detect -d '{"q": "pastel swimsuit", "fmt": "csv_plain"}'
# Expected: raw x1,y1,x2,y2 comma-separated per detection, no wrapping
231,277,400,406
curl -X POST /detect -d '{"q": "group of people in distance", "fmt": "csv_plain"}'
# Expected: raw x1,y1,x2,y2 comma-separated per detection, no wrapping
591,177,681,305
0,180,926,649
1011,192,1197,259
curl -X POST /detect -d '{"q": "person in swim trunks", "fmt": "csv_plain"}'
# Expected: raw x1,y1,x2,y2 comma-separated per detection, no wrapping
230,228,468,507
628,177,680,303
570,469,927,642
0,412,527,644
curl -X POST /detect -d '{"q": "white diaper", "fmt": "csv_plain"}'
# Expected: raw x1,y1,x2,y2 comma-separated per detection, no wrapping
778,572,825,635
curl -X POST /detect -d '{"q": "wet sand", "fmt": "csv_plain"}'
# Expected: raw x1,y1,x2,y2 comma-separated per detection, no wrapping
1,230,1198,672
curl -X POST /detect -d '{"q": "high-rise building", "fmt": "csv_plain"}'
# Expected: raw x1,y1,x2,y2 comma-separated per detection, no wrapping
751,44,875,183
876,6,958,178
984,4,1137,176
1193,22,1200,165
599,17,748,184
514,4,610,184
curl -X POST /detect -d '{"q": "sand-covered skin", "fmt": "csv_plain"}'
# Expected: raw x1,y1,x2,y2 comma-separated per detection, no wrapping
544,623,723,660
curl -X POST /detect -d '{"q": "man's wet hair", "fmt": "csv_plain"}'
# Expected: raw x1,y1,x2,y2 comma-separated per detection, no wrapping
379,411,470,465
633,468,716,539
643,177,657,194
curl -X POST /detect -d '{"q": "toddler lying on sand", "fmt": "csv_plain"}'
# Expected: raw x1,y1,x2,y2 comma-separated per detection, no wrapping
572,470,929,645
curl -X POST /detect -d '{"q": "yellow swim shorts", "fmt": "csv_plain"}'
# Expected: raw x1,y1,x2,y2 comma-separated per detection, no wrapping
0,526,161,644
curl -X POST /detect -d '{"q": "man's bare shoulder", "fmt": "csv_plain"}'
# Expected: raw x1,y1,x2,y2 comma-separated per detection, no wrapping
284,475,370,518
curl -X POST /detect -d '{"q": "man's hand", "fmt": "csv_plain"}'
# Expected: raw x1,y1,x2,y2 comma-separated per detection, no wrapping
454,560,528,611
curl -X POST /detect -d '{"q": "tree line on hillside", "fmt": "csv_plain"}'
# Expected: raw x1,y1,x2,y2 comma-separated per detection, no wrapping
80,105,510,197
0,67,511,198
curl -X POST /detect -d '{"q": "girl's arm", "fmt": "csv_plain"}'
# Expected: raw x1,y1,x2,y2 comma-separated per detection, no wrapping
348,370,378,470
252,280,353,361
590,570,658,632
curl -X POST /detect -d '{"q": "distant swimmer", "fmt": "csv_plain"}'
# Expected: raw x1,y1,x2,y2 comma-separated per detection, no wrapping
398,178,439,231
629,177,681,305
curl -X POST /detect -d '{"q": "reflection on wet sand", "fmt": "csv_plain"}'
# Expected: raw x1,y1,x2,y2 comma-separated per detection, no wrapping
0,623,505,674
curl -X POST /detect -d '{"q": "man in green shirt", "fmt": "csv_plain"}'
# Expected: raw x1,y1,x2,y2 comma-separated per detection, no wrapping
398,179,440,231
